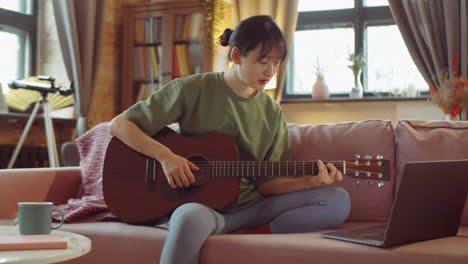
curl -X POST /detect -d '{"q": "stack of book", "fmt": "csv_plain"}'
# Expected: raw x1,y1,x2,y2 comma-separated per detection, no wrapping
0,234,68,251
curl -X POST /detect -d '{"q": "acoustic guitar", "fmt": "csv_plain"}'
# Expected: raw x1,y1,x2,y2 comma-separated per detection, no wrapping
103,127,390,224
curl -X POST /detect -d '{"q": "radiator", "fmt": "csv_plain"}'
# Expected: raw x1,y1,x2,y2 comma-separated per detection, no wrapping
0,145,49,168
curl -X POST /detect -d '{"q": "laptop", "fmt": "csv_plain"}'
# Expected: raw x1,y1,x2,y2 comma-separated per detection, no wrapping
321,160,468,248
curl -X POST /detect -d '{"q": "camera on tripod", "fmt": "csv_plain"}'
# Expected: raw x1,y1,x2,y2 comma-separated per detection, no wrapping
8,75,74,96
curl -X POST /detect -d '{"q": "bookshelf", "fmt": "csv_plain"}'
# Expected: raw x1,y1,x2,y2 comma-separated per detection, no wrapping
120,0,226,112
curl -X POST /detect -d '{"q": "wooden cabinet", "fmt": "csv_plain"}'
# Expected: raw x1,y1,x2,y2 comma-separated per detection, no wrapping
120,0,227,112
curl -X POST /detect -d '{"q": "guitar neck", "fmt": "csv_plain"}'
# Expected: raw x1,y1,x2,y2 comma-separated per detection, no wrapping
203,160,345,178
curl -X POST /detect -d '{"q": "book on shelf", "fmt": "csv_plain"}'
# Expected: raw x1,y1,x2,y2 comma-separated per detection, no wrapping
175,15,184,41
153,17,162,42
175,14,197,41
176,44,191,76
182,14,191,40
140,47,150,78
149,47,160,78
135,18,144,43
133,47,142,79
0,234,68,251
189,13,204,41
134,46,161,80
135,17,162,43
172,44,192,77
144,17,152,43
172,45,181,78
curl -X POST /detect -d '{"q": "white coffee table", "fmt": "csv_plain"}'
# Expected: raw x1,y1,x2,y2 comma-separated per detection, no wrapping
0,226,91,264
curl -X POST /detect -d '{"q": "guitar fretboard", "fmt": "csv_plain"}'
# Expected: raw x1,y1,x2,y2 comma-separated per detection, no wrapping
146,159,346,180
204,161,345,178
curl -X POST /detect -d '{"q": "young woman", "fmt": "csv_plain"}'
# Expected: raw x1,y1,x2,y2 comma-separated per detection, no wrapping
109,15,350,264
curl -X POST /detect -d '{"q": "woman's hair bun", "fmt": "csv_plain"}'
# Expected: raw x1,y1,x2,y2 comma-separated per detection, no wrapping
219,28,233,46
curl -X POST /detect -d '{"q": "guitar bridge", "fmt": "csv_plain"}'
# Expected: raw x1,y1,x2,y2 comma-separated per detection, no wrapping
146,158,156,192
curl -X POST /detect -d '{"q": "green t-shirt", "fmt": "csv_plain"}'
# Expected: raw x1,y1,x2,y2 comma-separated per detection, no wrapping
124,72,292,212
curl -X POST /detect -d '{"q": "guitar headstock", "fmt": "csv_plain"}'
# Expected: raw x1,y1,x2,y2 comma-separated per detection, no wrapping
344,154,390,187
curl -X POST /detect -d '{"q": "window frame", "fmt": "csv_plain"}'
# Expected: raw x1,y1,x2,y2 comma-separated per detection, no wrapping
282,0,429,102
0,1,38,85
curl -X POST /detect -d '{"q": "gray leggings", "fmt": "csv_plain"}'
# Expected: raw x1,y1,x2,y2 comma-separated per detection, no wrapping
160,186,351,264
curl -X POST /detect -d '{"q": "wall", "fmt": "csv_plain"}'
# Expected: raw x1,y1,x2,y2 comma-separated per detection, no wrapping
281,99,446,126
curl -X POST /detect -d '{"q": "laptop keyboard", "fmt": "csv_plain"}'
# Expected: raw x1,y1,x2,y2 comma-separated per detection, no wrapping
364,232,385,241
322,225,387,241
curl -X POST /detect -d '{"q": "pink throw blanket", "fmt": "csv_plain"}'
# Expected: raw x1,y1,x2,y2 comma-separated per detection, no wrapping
55,122,117,223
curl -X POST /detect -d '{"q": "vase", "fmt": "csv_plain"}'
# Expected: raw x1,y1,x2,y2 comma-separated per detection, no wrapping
350,69,363,98
312,76,329,99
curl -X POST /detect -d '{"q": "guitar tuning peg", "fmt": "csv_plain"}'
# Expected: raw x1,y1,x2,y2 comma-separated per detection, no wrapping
368,180,374,185
354,154,361,159
377,161,383,166
364,155,372,160
376,155,383,160
354,171,360,177
366,172,371,177
365,160,371,166
377,181,385,188
377,173,383,179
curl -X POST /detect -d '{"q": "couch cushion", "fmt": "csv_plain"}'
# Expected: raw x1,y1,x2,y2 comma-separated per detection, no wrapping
0,167,81,219
59,222,167,264
56,222,468,264
288,120,396,222
202,226,468,264
395,120,468,226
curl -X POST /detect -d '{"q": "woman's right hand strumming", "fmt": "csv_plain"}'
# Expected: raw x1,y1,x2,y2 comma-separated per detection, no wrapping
159,151,199,189
109,114,199,189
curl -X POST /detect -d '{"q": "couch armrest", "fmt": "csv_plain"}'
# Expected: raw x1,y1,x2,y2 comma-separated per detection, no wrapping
0,167,82,219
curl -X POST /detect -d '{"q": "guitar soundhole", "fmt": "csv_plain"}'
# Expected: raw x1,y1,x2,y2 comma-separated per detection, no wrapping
159,155,209,201
188,155,210,186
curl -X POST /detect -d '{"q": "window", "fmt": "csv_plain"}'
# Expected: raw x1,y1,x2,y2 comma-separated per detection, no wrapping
284,0,427,100
0,0,37,95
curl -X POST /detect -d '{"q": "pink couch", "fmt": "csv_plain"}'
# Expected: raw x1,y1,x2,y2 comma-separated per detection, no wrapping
1,119,468,264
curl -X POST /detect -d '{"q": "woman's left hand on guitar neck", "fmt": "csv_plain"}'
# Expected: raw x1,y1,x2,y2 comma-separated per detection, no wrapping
257,160,343,197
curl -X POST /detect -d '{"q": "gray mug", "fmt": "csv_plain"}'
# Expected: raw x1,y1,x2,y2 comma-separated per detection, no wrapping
18,202,65,235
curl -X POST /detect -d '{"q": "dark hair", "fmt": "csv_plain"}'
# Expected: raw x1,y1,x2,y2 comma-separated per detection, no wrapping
219,15,287,62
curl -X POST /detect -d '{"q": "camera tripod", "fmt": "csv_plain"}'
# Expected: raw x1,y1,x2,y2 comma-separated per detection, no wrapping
7,94,60,168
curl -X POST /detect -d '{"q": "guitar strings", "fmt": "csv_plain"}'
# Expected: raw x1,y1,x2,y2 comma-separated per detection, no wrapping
182,161,383,167
173,167,383,178
157,162,383,178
